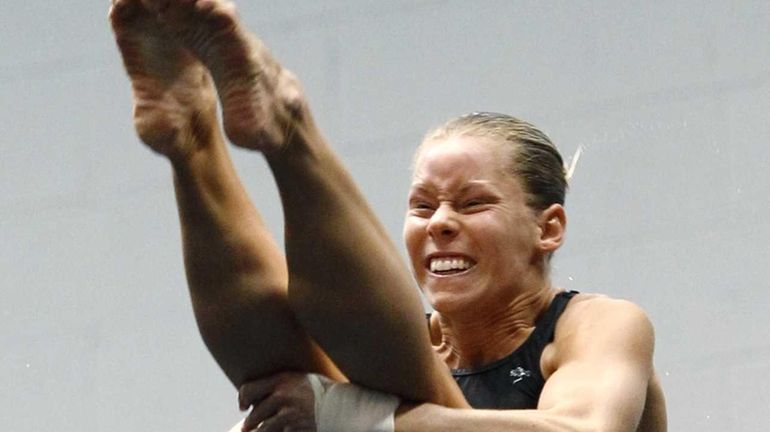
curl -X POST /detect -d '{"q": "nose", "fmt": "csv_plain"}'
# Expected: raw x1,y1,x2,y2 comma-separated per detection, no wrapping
427,203,460,240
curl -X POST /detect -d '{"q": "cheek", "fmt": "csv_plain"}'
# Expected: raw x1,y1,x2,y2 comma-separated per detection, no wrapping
474,215,530,255
403,219,424,261
470,215,510,244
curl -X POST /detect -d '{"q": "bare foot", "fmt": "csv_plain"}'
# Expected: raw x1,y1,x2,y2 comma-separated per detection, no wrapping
148,0,308,152
110,0,219,161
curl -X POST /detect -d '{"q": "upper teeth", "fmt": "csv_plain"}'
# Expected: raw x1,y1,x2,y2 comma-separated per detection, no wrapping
430,258,472,272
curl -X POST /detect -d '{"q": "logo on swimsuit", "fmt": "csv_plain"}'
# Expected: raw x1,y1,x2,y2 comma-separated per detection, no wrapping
509,367,532,384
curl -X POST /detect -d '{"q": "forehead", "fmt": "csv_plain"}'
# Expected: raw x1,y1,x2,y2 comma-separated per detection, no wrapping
412,135,510,184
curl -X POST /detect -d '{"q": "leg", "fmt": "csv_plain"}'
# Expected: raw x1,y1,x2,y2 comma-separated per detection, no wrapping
171,136,343,386
109,0,339,387
156,0,467,407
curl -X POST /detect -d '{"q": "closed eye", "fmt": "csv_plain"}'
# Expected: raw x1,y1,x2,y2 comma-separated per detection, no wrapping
461,197,492,212
408,199,436,216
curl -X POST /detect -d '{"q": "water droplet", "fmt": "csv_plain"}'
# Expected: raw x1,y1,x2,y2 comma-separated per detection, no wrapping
568,276,574,281
25,363,30,368
665,371,670,376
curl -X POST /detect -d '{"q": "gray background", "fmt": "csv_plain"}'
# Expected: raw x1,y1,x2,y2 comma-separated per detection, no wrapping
2,0,768,430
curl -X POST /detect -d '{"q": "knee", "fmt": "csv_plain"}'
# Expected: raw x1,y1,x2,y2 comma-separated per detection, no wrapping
285,277,326,325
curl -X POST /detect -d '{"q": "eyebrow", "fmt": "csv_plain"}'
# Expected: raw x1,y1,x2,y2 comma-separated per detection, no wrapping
408,180,494,194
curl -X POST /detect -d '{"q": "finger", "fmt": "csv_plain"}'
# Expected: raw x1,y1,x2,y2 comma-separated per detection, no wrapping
249,412,291,432
242,395,283,431
238,375,281,410
238,372,298,410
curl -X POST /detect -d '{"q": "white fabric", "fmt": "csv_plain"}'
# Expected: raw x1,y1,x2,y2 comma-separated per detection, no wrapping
307,373,400,432
227,418,244,432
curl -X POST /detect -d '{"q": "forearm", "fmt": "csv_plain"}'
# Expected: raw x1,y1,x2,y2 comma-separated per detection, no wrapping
395,403,587,432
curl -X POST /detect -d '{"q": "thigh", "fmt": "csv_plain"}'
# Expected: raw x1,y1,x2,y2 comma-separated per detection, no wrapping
268,145,467,407
173,145,343,386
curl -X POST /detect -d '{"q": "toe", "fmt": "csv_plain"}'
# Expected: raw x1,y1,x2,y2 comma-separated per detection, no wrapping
141,0,170,14
110,0,151,26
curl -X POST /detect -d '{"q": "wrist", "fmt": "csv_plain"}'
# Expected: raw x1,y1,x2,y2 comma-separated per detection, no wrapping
307,373,400,432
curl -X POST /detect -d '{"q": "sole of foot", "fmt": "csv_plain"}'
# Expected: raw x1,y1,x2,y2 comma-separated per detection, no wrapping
152,0,304,153
110,0,219,160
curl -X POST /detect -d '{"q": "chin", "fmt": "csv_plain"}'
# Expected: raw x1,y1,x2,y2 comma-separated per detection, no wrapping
426,291,474,316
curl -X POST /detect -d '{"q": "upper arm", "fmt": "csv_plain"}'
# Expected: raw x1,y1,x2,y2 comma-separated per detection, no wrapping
537,298,655,432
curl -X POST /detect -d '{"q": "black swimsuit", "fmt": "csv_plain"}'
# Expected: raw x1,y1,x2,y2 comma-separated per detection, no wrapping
447,291,578,409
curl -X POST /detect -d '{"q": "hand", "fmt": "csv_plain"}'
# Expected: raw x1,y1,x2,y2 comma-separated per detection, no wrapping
238,371,321,432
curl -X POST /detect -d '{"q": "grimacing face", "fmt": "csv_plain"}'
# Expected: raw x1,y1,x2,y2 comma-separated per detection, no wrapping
403,136,546,317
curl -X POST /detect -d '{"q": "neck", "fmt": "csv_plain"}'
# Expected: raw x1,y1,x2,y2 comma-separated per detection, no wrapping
436,283,560,370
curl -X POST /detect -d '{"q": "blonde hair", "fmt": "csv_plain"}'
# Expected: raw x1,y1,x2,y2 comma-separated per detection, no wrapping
422,112,568,212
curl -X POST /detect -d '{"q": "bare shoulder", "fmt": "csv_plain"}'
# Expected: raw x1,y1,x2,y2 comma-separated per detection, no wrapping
541,292,667,431
561,292,654,334
549,292,655,367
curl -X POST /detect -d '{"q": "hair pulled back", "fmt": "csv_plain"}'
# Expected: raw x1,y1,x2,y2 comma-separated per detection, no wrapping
422,112,567,212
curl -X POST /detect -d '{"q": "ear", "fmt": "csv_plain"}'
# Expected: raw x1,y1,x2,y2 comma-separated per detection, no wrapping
536,204,566,254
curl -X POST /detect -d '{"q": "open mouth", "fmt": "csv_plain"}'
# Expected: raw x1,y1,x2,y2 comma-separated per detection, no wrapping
427,256,475,275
